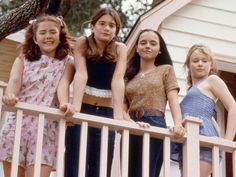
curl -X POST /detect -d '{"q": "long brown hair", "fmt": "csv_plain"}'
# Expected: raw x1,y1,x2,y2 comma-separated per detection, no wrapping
125,29,173,81
184,44,218,88
22,14,71,61
86,7,121,62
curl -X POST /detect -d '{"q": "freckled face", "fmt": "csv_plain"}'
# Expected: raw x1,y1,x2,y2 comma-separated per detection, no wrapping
136,31,160,62
34,21,60,58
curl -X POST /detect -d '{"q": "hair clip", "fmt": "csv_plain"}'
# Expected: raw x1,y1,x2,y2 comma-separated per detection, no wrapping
29,19,37,25
56,16,64,27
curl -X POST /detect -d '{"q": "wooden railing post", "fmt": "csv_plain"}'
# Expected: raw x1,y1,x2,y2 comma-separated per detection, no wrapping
182,117,202,177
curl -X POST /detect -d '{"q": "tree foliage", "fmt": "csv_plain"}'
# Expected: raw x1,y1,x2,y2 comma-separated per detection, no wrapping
0,0,51,40
0,0,164,41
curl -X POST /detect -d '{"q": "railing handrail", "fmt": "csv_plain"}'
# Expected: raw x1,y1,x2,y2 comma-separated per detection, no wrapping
2,101,236,153
2,102,181,140
1,82,236,177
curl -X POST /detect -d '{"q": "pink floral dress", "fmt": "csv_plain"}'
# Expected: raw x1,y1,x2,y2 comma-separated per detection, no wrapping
0,55,73,169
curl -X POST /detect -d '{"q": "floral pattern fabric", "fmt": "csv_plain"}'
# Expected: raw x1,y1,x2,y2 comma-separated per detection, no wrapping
0,55,73,169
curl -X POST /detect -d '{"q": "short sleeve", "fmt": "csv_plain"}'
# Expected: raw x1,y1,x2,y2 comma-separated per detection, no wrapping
164,65,180,93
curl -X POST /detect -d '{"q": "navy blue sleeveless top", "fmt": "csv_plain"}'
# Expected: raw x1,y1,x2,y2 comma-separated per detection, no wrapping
180,84,219,136
86,56,116,90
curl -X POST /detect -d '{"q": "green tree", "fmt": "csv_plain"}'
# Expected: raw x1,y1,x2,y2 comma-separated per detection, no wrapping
0,0,52,40
0,0,164,41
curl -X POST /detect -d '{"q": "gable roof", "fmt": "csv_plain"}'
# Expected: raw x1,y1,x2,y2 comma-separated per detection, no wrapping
125,0,192,54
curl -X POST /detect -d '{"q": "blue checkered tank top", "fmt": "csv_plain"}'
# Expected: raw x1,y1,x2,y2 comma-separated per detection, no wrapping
180,84,219,137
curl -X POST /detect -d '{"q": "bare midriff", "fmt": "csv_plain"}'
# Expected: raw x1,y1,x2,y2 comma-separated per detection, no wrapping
82,93,113,108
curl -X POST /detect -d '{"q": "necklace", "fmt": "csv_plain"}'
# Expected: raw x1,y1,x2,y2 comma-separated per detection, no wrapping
139,67,156,78
140,73,145,78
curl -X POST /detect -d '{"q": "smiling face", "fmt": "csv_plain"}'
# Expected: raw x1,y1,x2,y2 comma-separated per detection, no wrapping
136,31,160,63
188,49,212,81
34,21,60,58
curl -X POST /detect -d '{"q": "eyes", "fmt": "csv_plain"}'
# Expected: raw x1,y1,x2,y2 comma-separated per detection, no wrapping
139,40,159,47
192,58,210,63
38,29,59,36
97,21,116,29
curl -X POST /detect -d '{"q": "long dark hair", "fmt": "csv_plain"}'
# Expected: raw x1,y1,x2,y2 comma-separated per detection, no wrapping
86,7,122,62
125,29,173,81
22,14,71,61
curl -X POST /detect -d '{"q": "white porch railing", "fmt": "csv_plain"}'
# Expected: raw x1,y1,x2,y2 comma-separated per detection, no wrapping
1,82,236,177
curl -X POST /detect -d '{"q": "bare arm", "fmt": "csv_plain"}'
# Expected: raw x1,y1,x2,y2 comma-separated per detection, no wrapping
111,42,127,120
2,57,24,106
72,36,88,112
123,101,133,122
57,58,75,115
168,89,185,137
209,75,236,140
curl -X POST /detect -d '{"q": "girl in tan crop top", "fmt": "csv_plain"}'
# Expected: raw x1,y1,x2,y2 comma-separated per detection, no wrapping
124,29,185,177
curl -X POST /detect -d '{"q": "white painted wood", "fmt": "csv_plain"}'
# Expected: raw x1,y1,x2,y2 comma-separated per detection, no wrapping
182,118,202,177
33,113,45,177
162,29,236,57
173,62,186,80
11,110,23,177
233,150,236,177
79,121,88,177
121,130,129,177
212,146,220,177
165,110,174,127
163,136,171,177
2,92,236,177
191,0,236,12
163,16,236,43
56,119,66,177
125,0,193,52
100,126,109,177
111,133,122,177
142,133,150,177
175,4,236,27
5,30,25,43
168,45,188,63
0,163,3,177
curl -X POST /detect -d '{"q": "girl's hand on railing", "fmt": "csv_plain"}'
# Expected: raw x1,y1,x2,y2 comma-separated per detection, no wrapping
136,121,150,128
60,103,76,126
2,93,18,106
170,125,186,138
59,103,75,116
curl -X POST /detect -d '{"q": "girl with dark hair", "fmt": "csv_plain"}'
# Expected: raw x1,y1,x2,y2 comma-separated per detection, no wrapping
58,7,127,177
0,14,74,177
124,29,185,177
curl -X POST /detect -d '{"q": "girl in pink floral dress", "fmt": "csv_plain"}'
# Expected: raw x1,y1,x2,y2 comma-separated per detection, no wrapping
0,15,74,177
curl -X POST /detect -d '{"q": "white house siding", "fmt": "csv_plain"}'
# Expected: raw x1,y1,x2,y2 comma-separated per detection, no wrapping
160,0,236,123
160,1,236,176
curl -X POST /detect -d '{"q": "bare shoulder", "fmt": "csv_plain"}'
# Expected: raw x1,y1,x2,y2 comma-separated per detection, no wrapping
207,74,223,83
14,55,24,65
115,41,127,50
207,74,226,88
75,36,87,47
74,36,87,55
